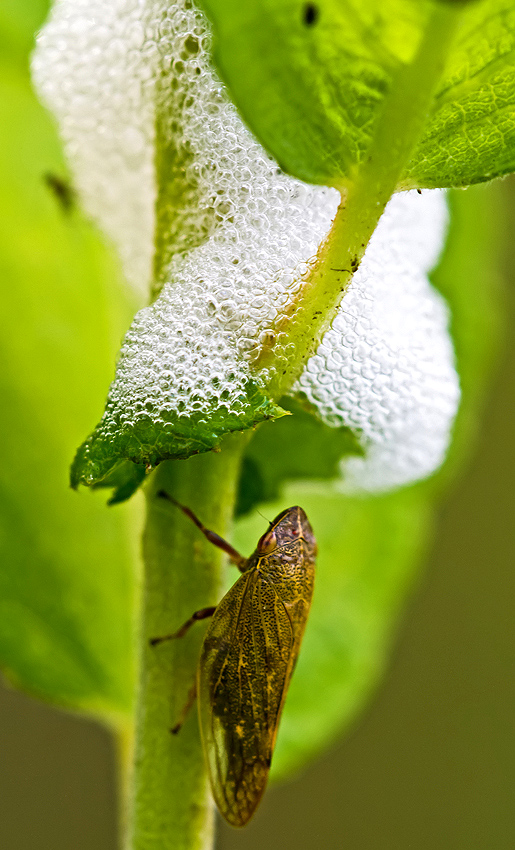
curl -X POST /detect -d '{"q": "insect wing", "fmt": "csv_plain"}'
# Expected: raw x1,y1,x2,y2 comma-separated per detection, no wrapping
197,569,295,827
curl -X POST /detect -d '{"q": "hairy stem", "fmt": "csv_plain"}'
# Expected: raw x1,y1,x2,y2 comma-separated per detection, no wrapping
259,2,463,398
128,433,249,850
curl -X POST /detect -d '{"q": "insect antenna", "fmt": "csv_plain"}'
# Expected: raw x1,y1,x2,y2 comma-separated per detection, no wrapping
256,507,272,524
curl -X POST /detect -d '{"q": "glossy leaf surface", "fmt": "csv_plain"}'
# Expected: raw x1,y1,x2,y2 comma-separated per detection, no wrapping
200,0,515,188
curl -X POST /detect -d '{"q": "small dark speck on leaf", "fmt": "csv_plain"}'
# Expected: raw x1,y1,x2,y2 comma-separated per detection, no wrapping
303,3,319,26
417,188,422,194
45,172,75,213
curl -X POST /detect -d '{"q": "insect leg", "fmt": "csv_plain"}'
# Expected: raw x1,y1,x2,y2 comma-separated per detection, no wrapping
171,680,198,735
157,489,247,569
150,606,216,646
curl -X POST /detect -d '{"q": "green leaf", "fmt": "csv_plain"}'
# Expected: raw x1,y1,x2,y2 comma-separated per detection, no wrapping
232,182,505,779
0,25,139,719
236,396,363,516
91,460,147,506
71,381,287,495
199,0,426,186
405,1,515,187
199,0,515,188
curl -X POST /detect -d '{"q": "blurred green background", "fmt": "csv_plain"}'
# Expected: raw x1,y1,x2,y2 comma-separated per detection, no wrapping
2,0,515,847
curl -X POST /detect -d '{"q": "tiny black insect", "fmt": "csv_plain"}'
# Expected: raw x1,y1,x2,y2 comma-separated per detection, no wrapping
44,173,75,213
303,3,319,27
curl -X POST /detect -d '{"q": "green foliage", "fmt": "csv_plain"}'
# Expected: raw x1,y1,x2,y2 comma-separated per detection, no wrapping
200,0,515,188
71,381,287,495
406,2,515,188
0,11,139,720
91,460,147,506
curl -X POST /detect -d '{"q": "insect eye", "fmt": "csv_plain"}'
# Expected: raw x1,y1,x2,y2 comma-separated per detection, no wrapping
257,530,277,554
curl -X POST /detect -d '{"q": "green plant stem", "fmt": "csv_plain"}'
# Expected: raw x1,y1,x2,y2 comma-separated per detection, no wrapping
261,2,463,398
128,433,249,850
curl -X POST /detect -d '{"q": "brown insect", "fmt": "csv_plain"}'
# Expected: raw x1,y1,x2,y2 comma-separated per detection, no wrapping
152,492,316,827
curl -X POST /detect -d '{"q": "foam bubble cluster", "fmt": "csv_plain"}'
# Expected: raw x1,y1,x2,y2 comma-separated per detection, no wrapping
295,190,460,491
32,0,460,492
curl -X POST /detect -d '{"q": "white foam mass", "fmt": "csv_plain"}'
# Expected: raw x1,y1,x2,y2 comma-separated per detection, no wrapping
32,0,460,492
295,190,460,492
